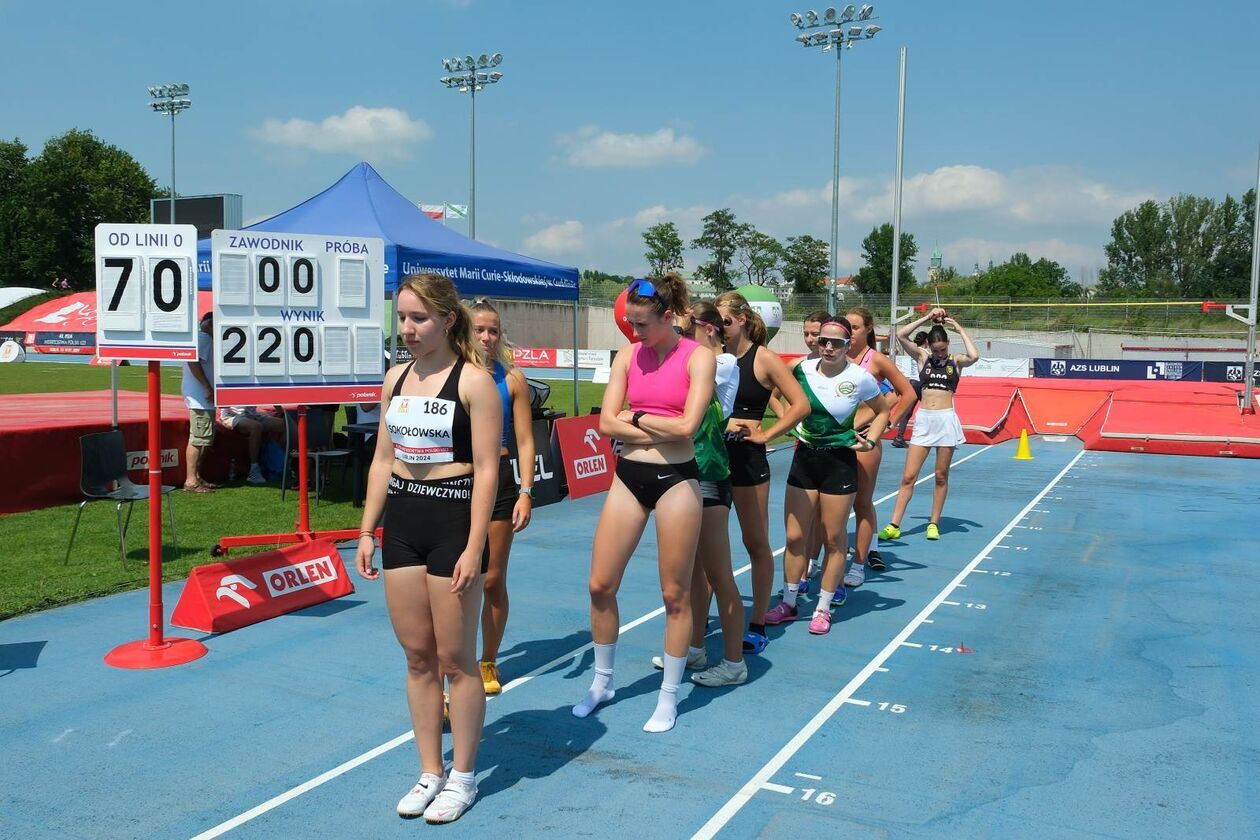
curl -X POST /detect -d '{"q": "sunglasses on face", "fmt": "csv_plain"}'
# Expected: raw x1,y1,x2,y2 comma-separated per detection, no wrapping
816,336,850,349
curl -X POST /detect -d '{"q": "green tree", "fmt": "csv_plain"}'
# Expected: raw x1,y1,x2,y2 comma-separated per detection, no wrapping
1097,200,1170,296
1205,189,1255,299
642,221,684,277
20,129,156,289
579,269,633,302
973,252,1079,297
1165,194,1217,297
0,139,30,287
733,224,783,285
852,223,917,294
782,234,830,294
690,208,740,292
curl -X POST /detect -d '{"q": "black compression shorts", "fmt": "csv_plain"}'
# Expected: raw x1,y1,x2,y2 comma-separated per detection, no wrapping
786,445,858,496
382,473,490,576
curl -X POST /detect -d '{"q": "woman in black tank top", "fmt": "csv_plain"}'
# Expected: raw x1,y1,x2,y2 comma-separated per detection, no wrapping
715,292,810,654
353,274,502,823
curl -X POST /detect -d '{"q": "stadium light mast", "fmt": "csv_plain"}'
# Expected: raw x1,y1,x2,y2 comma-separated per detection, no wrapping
440,53,504,240
148,84,191,224
788,6,882,311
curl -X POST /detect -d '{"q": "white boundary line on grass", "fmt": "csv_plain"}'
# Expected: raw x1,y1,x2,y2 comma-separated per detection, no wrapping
190,443,994,839
690,447,1084,840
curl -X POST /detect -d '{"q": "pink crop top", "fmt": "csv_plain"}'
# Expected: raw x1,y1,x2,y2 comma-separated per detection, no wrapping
626,337,699,418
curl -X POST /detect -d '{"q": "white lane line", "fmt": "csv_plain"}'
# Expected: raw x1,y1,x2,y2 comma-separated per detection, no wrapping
922,619,934,624
761,783,796,795
900,642,923,648
942,600,960,606
793,772,823,780
191,445,996,839
52,728,74,743
690,449,1084,840
875,667,890,673
841,698,871,707
107,730,133,748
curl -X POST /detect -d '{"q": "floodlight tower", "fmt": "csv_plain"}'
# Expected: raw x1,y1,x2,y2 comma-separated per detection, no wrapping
788,6,881,311
440,53,504,240
148,84,192,224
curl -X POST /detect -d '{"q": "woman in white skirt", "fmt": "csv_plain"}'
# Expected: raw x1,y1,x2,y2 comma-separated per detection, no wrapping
878,308,978,541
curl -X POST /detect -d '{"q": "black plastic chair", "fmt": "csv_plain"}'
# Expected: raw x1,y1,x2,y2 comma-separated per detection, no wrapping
526,377,551,419
281,407,352,507
65,430,178,567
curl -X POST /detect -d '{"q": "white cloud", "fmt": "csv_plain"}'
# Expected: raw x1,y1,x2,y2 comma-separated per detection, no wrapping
1005,168,1154,224
251,106,432,160
559,126,707,168
524,220,585,254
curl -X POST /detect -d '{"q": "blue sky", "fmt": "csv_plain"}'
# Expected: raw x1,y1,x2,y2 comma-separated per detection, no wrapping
4,0,1260,283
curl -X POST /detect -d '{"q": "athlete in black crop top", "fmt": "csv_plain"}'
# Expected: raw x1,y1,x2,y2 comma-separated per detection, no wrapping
715,294,811,655
353,274,502,824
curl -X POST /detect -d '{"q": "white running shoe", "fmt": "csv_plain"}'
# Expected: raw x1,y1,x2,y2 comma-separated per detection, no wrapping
652,649,707,671
843,563,866,588
396,773,445,818
691,659,749,687
423,779,477,824
246,465,267,485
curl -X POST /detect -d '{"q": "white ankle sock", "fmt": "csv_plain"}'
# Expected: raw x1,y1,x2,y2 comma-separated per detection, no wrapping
817,589,835,614
448,769,476,788
573,643,616,718
782,582,800,608
644,652,686,733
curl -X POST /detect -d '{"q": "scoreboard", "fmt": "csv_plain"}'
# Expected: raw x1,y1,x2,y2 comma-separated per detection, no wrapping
211,231,385,406
95,224,200,361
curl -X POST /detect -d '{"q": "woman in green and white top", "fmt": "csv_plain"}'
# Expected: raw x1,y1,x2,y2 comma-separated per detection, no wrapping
675,301,748,687
762,317,889,637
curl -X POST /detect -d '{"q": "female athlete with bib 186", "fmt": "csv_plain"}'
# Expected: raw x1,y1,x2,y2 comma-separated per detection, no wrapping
879,307,979,542
354,274,502,824
573,274,716,733
764,317,889,636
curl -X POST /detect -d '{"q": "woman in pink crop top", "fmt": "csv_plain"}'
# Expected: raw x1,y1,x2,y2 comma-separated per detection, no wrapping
572,272,716,734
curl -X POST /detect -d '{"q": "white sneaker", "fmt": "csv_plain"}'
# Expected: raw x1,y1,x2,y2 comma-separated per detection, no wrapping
246,465,267,485
423,779,477,824
843,563,865,588
396,773,445,818
652,649,707,671
691,659,748,687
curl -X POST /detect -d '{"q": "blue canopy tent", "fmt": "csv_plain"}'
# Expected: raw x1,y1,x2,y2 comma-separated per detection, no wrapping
196,162,577,300
196,162,583,414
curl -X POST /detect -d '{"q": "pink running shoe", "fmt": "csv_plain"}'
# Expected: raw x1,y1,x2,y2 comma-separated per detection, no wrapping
808,610,832,635
763,602,799,625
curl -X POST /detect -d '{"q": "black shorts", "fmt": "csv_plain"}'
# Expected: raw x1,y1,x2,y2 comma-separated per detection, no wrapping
382,474,490,576
699,478,733,509
723,437,770,487
787,445,858,495
491,455,518,522
615,458,700,510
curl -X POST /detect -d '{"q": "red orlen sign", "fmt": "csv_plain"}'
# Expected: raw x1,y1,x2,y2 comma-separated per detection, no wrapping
170,539,354,633
512,347,557,368
552,414,617,499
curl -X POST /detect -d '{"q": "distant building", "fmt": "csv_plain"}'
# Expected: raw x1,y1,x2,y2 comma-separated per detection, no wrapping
928,246,943,284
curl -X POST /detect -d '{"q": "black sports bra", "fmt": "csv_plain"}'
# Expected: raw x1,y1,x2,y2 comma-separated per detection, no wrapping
385,359,473,464
920,355,960,393
731,345,773,420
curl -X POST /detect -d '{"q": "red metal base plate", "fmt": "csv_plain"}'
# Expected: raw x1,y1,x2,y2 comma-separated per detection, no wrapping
104,637,208,669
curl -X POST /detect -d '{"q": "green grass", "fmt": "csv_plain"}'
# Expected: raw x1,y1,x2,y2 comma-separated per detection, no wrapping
0,364,610,619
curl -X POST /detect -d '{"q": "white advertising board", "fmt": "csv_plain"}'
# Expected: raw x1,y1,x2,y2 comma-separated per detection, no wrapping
94,224,199,361
211,231,385,406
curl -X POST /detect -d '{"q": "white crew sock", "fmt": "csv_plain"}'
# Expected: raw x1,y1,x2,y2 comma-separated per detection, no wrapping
817,589,836,614
644,652,686,733
782,581,800,609
572,643,616,718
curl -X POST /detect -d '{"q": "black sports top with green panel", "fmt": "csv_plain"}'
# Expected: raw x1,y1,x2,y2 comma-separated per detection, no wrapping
385,359,473,464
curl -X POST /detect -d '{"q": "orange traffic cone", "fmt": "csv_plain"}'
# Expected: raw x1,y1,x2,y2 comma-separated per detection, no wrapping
1014,428,1034,460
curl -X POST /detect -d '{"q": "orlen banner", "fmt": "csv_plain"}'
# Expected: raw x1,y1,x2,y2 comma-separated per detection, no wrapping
171,539,354,633
552,414,617,499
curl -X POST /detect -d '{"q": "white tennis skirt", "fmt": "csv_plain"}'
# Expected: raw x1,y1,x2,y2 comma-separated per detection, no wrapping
909,407,966,448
